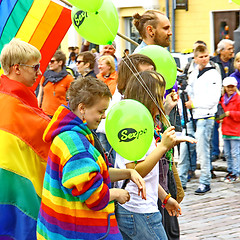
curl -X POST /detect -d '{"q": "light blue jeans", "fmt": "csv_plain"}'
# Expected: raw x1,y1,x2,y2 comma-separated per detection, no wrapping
195,118,214,186
223,139,240,176
178,120,197,187
116,204,168,240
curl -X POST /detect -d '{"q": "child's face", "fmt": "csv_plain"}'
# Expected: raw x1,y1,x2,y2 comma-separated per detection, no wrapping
194,51,210,70
83,97,110,130
225,85,237,97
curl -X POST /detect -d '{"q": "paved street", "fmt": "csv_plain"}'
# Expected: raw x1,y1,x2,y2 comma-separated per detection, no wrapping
176,158,240,240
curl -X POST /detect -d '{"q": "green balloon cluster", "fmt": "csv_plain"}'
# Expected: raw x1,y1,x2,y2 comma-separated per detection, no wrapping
106,99,154,161
68,0,104,13
139,45,177,90
71,0,119,45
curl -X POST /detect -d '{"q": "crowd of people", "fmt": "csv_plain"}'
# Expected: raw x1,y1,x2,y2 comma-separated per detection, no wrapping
0,8,239,240
178,38,240,192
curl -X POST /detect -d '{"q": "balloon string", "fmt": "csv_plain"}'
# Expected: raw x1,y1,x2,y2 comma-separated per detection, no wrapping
98,14,117,41
121,55,171,127
98,12,171,127
96,4,171,176
68,0,171,127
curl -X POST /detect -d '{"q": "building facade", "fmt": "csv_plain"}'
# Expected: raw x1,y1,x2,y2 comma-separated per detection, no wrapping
61,0,240,57
114,0,240,55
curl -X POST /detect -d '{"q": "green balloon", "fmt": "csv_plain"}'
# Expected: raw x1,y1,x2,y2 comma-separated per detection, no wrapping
106,99,154,161
71,0,119,45
68,0,104,12
232,0,240,4
139,45,177,90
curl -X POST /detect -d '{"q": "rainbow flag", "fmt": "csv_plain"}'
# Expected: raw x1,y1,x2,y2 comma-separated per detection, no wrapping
0,75,51,239
0,0,72,91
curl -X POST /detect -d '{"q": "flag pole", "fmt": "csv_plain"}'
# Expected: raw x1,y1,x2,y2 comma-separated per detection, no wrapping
58,0,139,47
58,0,72,7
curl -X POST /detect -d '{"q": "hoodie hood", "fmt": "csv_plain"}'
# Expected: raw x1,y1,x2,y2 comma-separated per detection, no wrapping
43,105,94,145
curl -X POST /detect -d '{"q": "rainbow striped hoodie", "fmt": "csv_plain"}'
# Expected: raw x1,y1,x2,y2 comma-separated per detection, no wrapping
0,75,51,240
37,105,122,240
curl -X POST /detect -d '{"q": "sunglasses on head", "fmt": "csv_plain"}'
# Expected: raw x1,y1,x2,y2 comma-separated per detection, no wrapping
19,63,40,71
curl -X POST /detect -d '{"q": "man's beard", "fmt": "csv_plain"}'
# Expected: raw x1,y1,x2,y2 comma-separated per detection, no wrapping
153,35,170,48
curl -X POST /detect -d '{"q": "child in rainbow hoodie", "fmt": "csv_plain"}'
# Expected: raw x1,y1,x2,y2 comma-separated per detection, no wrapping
37,77,146,240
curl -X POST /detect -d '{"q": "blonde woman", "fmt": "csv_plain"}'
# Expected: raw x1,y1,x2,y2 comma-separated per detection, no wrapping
97,55,118,95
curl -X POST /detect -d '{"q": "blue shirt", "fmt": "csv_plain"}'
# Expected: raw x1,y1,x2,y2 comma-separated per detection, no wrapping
133,41,148,53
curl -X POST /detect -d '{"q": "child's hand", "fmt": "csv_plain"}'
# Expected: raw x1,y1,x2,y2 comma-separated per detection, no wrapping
129,169,146,200
165,197,182,217
164,90,178,115
185,99,193,109
161,126,177,150
225,111,230,117
115,189,130,204
175,136,197,145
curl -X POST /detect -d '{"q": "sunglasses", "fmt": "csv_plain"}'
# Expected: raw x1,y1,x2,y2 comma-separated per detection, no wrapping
19,63,40,72
49,59,57,64
76,60,85,64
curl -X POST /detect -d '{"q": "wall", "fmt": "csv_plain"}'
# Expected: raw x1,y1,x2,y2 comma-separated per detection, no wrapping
60,0,240,57
171,0,240,53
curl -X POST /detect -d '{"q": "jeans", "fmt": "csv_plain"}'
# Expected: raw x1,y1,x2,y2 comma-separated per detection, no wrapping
223,139,240,176
211,121,220,157
116,204,168,240
195,118,214,186
178,120,197,187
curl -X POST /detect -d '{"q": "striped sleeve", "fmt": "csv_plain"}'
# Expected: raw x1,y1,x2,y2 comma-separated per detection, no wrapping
53,132,110,211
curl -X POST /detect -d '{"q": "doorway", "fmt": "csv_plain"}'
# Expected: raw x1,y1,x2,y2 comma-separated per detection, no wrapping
213,11,239,52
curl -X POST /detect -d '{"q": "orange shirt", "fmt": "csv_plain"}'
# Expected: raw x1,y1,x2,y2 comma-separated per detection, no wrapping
40,74,74,116
97,71,118,95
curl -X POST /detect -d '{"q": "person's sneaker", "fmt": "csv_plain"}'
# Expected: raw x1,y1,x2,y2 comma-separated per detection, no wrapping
194,184,211,195
220,153,226,161
211,155,219,162
211,170,217,179
225,175,239,183
221,156,226,161
222,172,232,182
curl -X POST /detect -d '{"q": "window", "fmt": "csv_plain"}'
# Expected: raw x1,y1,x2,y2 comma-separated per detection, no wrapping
175,0,188,11
125,17,140,54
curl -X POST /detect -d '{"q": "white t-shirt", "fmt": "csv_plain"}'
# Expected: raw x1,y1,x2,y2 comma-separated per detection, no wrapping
115,139,159,213
96,86,123,134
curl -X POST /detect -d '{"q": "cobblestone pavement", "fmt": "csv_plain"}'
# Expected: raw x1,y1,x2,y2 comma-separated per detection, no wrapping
176,163,240,240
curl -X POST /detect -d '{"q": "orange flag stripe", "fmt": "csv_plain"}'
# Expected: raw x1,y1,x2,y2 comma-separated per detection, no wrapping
29,1,63,50
30,5,72,91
